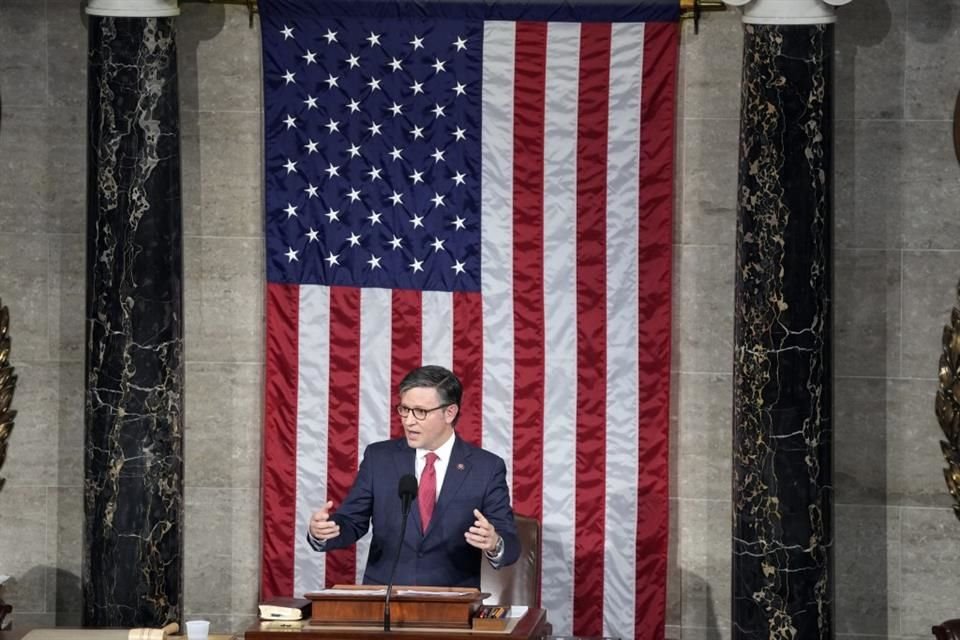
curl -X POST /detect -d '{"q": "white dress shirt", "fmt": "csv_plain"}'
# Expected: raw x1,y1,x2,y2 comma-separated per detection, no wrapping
415,431,456,497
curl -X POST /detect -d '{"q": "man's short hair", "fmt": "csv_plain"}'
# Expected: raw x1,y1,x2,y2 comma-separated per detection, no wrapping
398,365,463,410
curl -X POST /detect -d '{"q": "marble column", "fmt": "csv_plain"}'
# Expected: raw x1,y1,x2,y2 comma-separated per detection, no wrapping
723,1,849,638
83,0,183,628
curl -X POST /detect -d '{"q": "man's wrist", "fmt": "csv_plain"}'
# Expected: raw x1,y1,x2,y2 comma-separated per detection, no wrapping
484,536,504,560
307,530,328,551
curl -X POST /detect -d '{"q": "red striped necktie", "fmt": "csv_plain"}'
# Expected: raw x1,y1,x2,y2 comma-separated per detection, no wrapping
419,452,439,533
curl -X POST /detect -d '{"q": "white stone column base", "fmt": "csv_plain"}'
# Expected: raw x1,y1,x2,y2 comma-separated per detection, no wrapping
722,0,852,24
86,0,179,17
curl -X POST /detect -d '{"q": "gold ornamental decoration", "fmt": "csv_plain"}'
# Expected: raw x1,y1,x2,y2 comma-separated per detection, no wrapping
0,297,15,494
937,281,960,522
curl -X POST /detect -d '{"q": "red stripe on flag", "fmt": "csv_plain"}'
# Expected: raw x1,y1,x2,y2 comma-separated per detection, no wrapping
634,22,677,640
510,21,547,522
324,286,361,587
573,22,611,637
453,292,483,446
261,283,300,599
391,290,423,439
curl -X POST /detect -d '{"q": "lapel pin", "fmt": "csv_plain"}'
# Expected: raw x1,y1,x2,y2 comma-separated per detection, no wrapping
457,463,465,471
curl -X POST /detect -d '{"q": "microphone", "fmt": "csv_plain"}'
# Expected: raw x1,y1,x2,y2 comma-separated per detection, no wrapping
385,474,418,632
398,473,418,517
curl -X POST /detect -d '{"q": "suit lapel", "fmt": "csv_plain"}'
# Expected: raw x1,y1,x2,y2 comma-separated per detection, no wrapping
425,436,472,537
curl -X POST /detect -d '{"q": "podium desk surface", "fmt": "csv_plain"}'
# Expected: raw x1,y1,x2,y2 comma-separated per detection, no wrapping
0,629,236,640
245,607,550,640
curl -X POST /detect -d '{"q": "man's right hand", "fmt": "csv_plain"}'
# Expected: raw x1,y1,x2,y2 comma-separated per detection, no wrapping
309,500,341,541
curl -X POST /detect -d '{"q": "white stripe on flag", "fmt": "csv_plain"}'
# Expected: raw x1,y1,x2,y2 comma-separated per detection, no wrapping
541,21,581,635
421,291,453,370
355,287,394,583
480,21,516,471
294,285,331,595
603,22,644,638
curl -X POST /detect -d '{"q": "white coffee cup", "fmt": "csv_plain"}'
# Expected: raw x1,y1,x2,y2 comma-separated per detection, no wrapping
185,619,210,640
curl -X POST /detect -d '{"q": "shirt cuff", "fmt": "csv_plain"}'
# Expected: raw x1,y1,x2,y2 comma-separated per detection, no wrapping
306,531,327,552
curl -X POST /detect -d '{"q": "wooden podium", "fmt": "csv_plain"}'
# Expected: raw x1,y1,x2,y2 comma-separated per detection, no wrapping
244,585,551,639
308,585,482,628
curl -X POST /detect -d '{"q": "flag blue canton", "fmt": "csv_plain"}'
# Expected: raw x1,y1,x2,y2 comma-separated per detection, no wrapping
263,15,484,292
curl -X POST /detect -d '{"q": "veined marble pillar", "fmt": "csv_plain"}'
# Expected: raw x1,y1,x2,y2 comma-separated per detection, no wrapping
83,0,183,628
723,1,850,638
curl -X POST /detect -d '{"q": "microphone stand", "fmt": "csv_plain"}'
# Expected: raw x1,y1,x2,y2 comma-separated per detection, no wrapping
384,503,413,632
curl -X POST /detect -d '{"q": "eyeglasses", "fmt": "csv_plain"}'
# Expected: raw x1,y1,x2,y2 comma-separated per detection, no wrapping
396,403,452,421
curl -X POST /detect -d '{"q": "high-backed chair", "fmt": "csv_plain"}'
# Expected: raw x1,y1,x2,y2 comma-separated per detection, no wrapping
481,514,541,606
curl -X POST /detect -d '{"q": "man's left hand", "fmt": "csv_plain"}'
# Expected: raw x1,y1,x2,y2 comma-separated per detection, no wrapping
465,508,500,552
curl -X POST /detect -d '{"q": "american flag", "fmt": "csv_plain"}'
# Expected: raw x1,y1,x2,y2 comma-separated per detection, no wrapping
257,1,678,638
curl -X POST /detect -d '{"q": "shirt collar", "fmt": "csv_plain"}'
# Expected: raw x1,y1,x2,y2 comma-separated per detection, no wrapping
417,431,456,461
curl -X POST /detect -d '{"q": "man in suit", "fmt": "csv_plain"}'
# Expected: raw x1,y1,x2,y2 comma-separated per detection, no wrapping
307,365,520,587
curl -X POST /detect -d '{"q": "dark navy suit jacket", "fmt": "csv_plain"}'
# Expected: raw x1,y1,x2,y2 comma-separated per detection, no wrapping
315,435,519,587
